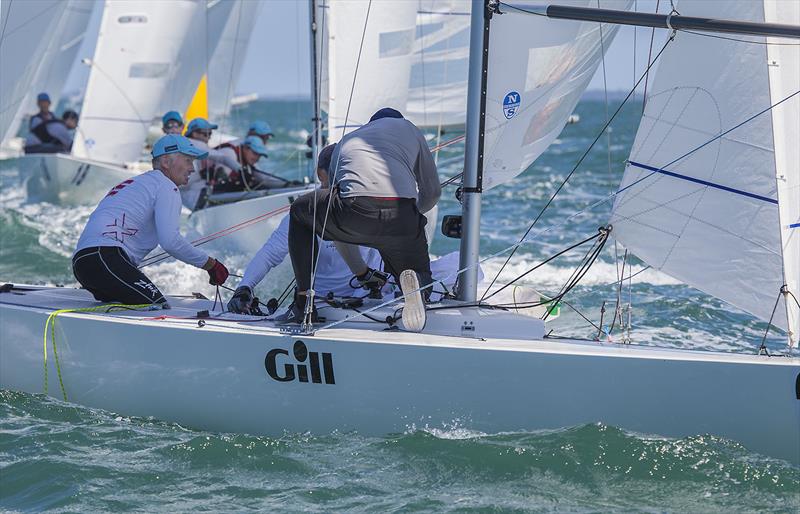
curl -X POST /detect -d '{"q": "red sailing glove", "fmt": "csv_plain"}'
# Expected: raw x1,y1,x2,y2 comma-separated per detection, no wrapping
207,259,229,286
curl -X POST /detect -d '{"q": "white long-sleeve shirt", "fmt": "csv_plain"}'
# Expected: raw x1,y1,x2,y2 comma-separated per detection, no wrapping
241,215,383,298
75,169,209,267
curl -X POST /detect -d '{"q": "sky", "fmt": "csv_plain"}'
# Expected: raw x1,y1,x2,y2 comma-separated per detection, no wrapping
67,0,667,99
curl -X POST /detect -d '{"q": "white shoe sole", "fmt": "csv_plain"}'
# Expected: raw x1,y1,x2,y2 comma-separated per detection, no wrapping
400,270,426,332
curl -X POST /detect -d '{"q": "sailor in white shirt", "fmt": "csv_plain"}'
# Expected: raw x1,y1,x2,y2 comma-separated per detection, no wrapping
228,144,385,315
73,134,230,305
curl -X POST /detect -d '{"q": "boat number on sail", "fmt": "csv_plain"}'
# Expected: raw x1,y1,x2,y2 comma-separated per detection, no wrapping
265,341,335,385
503,91,521,119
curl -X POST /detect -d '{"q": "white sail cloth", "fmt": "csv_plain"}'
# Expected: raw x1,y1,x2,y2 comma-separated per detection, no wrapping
72,0,206,165
610,0,799,344
316,0,418,139
208,0,264,119
2,0,95,146
0,0,68,143
405,0,471,128
481,0,629,190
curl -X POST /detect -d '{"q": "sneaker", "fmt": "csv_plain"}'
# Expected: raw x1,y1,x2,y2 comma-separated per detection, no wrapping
399,270,426,332
272,303,319,325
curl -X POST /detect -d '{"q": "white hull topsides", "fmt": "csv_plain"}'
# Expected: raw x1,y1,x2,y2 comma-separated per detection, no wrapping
0,286,798,464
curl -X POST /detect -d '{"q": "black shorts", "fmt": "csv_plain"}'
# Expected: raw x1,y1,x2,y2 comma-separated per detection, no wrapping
72,246,166,305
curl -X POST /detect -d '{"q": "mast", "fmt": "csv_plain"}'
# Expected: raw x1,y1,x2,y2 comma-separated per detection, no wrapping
457,0,491,302
309,0,322,174
530,4,800,39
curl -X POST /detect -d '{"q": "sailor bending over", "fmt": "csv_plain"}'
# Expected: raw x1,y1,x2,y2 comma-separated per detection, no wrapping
228,144,383,315
72,135,229,305
24,110,78,154
284,108,440,328
214,135,301,193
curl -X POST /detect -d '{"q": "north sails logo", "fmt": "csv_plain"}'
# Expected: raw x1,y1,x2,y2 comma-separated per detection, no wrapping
265,341,335,385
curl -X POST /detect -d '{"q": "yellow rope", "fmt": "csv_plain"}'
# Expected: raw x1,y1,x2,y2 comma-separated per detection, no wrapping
43,304,152,401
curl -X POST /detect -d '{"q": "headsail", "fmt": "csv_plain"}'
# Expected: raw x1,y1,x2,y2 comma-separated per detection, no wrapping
317,0,418,139
609,0,800,345
72,0,205,165
0,0,68,143
405,0,471,128
481,0,629,190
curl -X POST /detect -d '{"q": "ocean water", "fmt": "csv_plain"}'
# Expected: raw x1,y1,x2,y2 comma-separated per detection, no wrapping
1,98,798,511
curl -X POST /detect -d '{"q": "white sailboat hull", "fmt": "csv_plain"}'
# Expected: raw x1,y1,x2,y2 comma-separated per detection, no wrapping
1,154,134,206
0,287,797,464
187,186,315,255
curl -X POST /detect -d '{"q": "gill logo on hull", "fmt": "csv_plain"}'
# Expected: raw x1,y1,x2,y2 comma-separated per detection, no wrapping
265,341,335,385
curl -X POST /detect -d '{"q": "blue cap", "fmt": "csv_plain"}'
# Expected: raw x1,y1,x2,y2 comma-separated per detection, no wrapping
369,107,404,122
162,110,183,126
37,93,51,102
242,135,269,157
248,120,274,136
186,118,218,134
152,134,209,159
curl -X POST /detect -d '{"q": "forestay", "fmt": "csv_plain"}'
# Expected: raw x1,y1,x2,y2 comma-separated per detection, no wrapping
317,0,418,139
0,0,67,144
72,0,205,165
481,0,629,190
610,0,800,345
405,0,471,128
208,0,264,119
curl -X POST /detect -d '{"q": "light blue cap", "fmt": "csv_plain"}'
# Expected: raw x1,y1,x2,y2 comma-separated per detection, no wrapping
37,92,50,102
186,117,218,134
248,120,274,136
242,135,269,157
152,134,208,159
162,110,183,126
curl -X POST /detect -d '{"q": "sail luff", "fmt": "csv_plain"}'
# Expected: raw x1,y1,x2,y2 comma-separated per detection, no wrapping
765,0,800,347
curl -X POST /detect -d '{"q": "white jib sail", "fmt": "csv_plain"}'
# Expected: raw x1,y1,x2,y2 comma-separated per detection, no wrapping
481,0,630,190
207,0,264,120
405,0,471,129
318,0,418,139
0,0,68,143
72,0,206,165
610,0,800,345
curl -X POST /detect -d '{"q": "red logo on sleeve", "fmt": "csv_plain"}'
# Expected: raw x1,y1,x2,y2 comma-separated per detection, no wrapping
107,179,134,196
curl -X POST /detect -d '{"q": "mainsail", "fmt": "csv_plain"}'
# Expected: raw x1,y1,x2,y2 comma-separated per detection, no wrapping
72,0,206,165
609,0,800,344
481,0,630,190
405,0,471,128
0,0,68,143
207,0,264,120
317,0,418,139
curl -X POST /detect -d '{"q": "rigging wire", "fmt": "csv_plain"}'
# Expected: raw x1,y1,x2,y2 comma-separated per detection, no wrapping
479,36,675,302
642,0,661,112
676,29,800,46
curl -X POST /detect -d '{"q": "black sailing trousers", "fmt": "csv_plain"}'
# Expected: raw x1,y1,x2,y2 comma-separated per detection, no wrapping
288,190,433,300
72,246,166,305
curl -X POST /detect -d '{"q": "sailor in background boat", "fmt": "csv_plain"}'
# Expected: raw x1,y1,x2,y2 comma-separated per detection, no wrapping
246,120,274,146
282,108,440,328
29,92,54,130
72,134,230,306
161,110,184,135
23,110,79,155
180,117,241,209
213,135,302,193
228,143,384,315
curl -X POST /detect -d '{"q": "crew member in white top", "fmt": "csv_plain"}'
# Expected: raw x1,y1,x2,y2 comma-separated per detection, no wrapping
73,134,230,305
180,117,242,209
228,144,386,315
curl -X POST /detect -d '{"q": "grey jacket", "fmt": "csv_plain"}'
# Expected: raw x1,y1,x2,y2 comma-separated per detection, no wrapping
332,118,440,213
